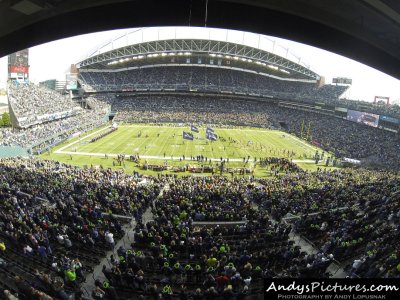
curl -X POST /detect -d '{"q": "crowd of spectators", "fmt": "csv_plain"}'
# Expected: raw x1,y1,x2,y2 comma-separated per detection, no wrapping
159,176,254,222
1,65,400,299
92,172,338,299
0,157,161,298
5,68,397,164
4,85,397,169
80,66,400,119
257,168,400,278
8,82,80,127
112,95,275,128
115,110,272,129
85,95,113,113
339,98,400,119
0,109,106,151
258,157,303,174
272,107,400,170
1,82,110,152
110,94,400,170
79,67,346,102
0,157,399,299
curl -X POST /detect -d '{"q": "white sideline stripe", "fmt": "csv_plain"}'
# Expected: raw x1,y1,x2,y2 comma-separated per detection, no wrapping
55,126,111,153
287,134,318,151
54,150,315,163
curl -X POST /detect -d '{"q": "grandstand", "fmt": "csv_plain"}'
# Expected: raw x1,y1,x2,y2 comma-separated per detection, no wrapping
72,32,400,170
77,37,343,99
0,29,400,300
7,82,80,128
0,82,109,155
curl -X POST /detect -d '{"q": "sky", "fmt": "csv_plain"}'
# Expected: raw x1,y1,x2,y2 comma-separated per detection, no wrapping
0,26,399,103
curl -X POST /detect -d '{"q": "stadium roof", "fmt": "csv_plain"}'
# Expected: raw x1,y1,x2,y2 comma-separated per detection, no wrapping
0,0,399,79
76,32,320,80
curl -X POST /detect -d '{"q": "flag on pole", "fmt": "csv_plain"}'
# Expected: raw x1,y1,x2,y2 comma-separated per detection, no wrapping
183,132,194,140
191,125,199,133
206,127,214,134
206,131,218,141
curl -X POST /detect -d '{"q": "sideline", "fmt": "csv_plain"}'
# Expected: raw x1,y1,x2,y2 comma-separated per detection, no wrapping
54,149,315,163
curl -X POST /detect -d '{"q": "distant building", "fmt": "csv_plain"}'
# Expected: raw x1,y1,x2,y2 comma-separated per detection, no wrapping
66,64,79,90
40,79,56,90
39,79,66,93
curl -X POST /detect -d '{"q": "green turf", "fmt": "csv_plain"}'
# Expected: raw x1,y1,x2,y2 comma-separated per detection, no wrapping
42,124,338,177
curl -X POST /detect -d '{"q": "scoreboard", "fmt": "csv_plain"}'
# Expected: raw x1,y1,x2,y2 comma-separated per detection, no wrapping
8,49,29,81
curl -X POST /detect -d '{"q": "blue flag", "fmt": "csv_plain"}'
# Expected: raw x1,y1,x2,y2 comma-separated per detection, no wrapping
183,131,194,140
206,132,218,141
191,125,199,133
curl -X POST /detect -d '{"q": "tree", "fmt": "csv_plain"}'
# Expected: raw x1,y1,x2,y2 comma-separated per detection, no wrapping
1,112,11,126
0,117,3,127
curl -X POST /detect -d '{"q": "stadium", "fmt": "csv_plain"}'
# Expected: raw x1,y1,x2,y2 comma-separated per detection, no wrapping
0,3,400,300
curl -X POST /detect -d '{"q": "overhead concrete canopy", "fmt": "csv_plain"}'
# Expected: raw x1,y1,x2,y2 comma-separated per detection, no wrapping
0,0,399,79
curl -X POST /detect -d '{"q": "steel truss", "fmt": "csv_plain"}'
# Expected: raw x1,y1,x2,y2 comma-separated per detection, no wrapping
77,39,319,80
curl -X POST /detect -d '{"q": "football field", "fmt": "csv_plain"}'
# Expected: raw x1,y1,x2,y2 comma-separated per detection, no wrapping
44,124,335,177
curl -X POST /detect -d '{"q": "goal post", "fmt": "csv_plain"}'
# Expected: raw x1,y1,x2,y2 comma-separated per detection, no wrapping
374,96,390,105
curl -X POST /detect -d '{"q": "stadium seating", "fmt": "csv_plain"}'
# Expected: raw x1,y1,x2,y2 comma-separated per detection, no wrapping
1,83,109,153
1,64,400,299
1,157,399,299
8,82,80,128
80,67,400,119
109,94,400,170
0,157,161,299
2,84,400,170
112,95,275,128
79,67,346,102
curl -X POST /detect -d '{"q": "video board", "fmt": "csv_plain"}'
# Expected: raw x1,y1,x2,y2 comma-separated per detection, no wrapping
8,49,29,81
347,109,379,128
